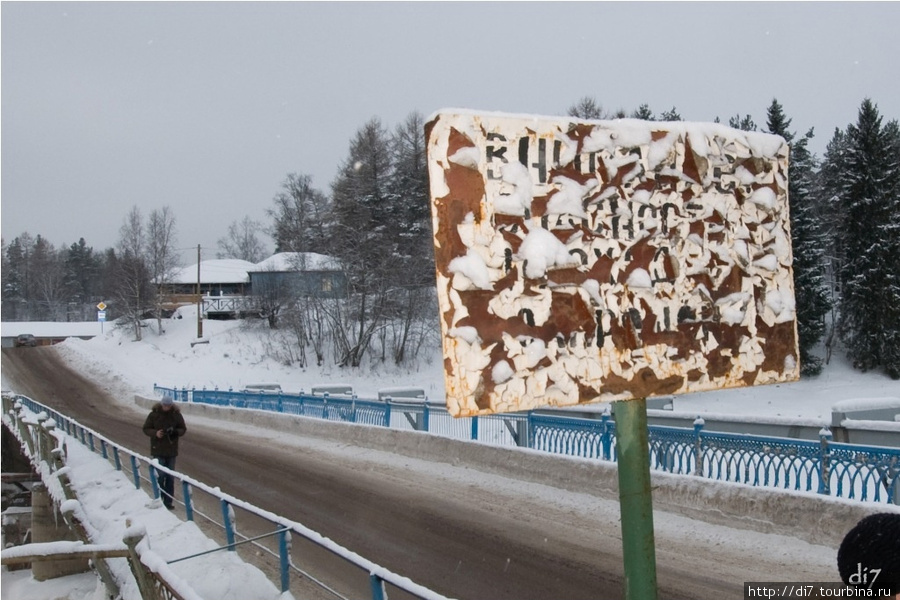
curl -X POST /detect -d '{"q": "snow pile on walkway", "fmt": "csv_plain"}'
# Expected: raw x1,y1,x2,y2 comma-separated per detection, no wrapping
2,409,284,600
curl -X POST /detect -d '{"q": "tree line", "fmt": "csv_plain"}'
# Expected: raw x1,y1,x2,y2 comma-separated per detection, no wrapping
3,99,898,378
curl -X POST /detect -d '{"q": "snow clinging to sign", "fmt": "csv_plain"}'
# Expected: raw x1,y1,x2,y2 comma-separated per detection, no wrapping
426,110,799,417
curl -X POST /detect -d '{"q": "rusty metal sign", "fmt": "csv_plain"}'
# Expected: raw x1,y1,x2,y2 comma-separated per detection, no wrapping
426,110,799,417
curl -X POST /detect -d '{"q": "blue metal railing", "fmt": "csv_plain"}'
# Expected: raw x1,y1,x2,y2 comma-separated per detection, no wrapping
5,394,454,600
156,384,900,505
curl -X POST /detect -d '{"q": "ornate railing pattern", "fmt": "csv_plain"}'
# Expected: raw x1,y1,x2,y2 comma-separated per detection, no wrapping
155,385,900,505
828,442,900,503
531,414,612,460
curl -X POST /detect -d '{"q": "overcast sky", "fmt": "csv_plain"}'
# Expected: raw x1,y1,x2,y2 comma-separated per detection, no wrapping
3,2,898,264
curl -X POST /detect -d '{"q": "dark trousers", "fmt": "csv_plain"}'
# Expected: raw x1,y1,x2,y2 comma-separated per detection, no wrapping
154,455,177,507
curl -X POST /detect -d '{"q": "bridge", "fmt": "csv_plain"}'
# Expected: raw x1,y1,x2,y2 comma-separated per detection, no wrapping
3,347,897,599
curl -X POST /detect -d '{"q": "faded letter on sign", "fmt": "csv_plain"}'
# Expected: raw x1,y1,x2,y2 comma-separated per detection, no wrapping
426,110,799,417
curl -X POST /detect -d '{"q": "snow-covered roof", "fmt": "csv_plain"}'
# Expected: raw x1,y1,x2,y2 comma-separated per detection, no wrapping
164,254,341,285
168,259,256,285
426,109,787,157
251,252,340,272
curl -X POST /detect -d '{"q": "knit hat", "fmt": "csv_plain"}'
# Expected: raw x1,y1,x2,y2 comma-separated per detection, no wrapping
837,513,900,595
160,395,174,406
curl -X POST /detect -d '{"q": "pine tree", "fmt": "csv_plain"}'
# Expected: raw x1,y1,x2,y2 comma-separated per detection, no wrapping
765,99,831,375
631,104,655,120
729,114,757,132
64,238,97,302
268,173,331,253
331,117,397,265
64,238,101,320
386,111,434,285
659,107,682,121
876,119,900,377
818,128,850,310
833,99,900,377
329,118,396,366
383,112,439,364
567,96,609,120
97,248,121,319
30,235,66,320
3,236,27,320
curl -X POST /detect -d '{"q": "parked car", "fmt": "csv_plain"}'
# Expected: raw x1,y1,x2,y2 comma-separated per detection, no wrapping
14,334,37,347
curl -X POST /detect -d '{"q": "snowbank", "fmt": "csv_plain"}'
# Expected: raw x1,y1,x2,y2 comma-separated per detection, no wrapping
138,394,900,550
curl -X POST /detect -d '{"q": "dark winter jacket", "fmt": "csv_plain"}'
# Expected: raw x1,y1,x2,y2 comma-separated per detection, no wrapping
142,404,187,457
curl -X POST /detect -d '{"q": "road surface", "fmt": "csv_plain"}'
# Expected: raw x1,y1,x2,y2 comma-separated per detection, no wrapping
2,346,835,599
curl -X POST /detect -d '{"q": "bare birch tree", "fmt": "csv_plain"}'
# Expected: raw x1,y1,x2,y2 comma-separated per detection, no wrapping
116,207,150,341
217,216,269,262
147,206,180,334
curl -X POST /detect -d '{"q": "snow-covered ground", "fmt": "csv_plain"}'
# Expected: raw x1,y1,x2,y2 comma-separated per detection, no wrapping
18,304,898,423
2,421,283,600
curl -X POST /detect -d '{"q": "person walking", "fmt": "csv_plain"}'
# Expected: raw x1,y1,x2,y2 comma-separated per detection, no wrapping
142,395,187,510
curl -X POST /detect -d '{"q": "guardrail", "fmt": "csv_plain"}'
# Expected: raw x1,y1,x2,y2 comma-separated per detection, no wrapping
156,385,900,505
4,393,454,600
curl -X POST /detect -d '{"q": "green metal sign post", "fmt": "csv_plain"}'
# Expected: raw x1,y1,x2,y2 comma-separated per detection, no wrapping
424,111,797,599
615,398,658,600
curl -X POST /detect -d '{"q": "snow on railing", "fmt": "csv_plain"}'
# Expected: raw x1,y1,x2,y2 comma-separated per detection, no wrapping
155,384,900,505
3,393,455,600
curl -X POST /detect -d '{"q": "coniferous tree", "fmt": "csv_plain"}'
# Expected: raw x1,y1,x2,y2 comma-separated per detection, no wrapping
3,237,27,320
659,107,682,121
766,99,831,375
0,238,8,319
329,117,395,366
631,104,655,120
3,233,37,320
830,99,900,377
729,114,758,132
97,248,121,319
30,235,66,320
268,173,331,253
818,127,850,326
386,111,434,285
64,238,100,319
384,112,439,364
331,118,395,268
567,96,609,120
876,119,900,377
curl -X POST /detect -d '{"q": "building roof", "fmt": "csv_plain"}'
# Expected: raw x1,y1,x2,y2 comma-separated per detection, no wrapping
251,252,340,272
165,253,341,285
168,259,257,285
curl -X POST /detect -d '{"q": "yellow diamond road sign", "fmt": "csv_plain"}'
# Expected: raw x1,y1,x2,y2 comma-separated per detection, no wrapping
97,302,107,311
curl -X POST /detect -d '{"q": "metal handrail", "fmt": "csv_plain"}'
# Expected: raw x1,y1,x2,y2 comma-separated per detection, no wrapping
6,393,455,600
155,384,900,505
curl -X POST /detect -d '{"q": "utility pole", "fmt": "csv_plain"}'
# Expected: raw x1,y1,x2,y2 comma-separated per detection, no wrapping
196,244,203,338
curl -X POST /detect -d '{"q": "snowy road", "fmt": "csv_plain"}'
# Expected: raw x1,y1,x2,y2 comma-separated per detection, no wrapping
2,346,841,599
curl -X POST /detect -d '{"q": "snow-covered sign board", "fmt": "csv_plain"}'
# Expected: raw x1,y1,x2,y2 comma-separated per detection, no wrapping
426,110,799,417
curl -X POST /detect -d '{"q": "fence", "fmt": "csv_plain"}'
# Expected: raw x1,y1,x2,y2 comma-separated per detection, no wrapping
157,385,900,505
3,393,453,600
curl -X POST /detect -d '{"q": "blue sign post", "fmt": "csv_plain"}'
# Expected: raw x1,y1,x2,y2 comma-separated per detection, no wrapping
97,302,107,333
